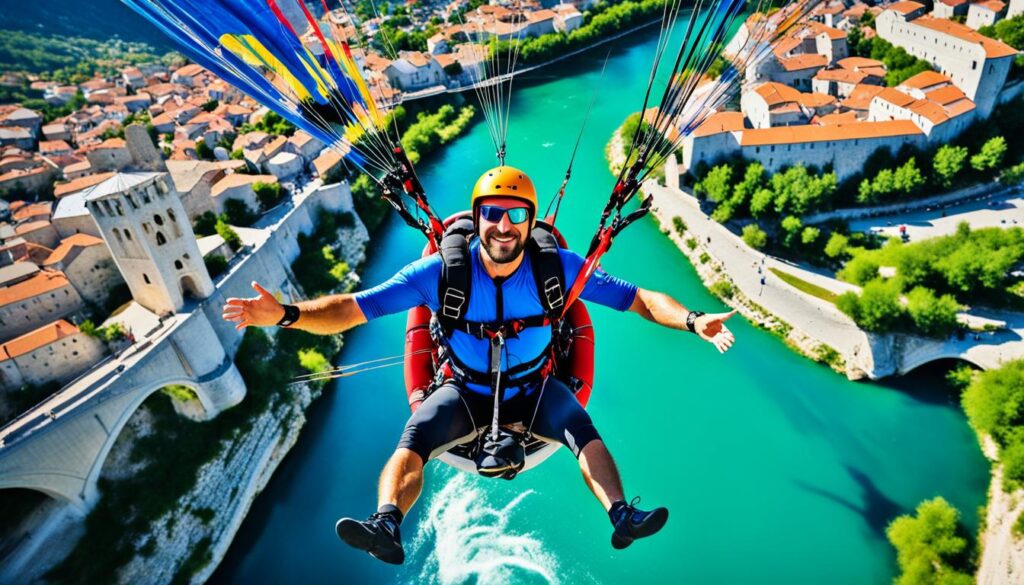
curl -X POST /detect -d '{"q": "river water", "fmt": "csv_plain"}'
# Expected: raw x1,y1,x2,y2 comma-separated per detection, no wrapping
210,25,989,585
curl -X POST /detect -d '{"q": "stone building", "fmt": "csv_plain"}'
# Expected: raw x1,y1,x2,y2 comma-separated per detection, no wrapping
0,270,86,341
0,319,105,392
83,172,214,316
42,233,125,307
876,2,1017,117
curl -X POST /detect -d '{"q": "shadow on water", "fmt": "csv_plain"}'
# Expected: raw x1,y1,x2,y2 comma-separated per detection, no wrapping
794,464,907,538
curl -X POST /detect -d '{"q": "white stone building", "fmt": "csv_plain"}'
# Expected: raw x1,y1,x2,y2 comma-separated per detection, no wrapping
876,3,1017,117
211,173,278,215
967,0,1007,29
0,269,86,341
384,52,446,92
0,319,105,391
681,111,925,182
741,82,837,128
867,71,977,143
41,233,125,307
83,172,214,316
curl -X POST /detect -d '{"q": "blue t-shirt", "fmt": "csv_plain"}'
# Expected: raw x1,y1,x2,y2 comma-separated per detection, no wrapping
354,239,638,398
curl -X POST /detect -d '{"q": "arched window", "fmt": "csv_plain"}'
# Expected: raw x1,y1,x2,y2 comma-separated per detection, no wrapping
174,259,183,270
154,214,164,226
113,228,123,243
156,232,166,245
143,273,151,284
124,229,133,241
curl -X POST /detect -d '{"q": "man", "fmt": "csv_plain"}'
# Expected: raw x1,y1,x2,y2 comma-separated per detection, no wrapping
222,166,737,564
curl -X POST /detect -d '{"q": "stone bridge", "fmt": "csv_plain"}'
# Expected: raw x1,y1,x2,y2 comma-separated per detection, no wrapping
0,181,357,513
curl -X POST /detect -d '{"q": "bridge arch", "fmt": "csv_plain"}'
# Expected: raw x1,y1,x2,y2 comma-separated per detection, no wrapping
78,376,215,507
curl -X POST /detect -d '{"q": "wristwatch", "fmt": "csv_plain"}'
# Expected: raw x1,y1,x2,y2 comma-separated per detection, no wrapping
276,304,300,327
686,310,706,333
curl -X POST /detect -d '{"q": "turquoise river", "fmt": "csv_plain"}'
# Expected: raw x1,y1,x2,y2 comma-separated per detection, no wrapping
210,24,990,585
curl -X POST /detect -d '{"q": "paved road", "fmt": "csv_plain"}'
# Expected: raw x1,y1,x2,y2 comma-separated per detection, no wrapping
646,182,867,358
849,189,1024,241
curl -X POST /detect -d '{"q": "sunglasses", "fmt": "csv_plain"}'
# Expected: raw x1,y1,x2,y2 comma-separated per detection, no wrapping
478,204,531,224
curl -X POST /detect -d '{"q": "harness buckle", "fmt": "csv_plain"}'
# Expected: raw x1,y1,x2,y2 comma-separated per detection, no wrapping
441,287,466,319
543,276,564,311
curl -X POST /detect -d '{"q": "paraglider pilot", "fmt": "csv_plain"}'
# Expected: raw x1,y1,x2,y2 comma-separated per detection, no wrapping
222,166,737,564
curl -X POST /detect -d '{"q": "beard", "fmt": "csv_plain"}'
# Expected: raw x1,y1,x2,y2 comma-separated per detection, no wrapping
481,226,526,264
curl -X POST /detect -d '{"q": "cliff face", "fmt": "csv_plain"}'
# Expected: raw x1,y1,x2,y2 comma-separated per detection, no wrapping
107,207,368,584
115,381,315,585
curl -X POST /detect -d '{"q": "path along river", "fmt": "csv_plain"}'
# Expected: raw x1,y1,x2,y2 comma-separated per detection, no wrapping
210,24,989,585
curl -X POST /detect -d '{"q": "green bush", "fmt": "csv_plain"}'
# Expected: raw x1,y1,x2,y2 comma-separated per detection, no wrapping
971,136,1007,172
672,216,686,236
215,217,242,251
886,497,973,585
223,199,256,227
741,223,768,250
933,145,969,188
253,181,283,210
204,254,228,278
709,279,735,300
824,232,850,260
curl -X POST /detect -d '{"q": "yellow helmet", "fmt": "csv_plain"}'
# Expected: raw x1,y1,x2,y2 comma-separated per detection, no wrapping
471,165,538,219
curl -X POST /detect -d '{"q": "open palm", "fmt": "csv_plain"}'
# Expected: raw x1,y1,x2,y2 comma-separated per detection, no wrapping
695,309,737,354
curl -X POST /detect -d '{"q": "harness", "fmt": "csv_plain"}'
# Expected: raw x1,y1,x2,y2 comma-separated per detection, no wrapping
431,217,568,388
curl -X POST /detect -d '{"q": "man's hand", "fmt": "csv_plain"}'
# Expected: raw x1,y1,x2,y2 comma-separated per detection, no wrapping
694,310,737,354
222,281,284,330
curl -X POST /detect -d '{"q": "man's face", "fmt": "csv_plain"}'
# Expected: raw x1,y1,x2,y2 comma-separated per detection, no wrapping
476,196,532,264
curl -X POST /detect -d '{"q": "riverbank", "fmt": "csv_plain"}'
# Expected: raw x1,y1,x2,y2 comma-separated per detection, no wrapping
976,435,1024,584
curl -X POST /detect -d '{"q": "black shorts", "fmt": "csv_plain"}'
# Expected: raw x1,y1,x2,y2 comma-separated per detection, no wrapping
397,377,601,464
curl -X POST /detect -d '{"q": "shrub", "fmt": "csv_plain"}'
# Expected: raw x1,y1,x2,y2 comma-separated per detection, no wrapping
741,223,768,250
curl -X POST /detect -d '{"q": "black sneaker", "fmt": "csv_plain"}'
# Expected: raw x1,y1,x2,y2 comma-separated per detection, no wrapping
610,497,669,550
335,512,405,564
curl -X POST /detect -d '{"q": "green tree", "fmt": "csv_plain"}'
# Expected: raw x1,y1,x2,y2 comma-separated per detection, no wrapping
837,278,907,332
971,136,1008,171
695,163,733,203
906,286,961,337
741,223,768,250
824,232,850,259
253,181,283,210
780,215,803,248
750,187,775,218
933,144,969,187
800,226,821,246
886,498,972,585
215,217,242,251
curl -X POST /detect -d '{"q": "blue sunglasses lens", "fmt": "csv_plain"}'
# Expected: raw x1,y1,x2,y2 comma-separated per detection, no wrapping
480,205,530,224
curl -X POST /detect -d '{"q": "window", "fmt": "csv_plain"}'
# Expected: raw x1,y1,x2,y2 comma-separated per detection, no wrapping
143,273,151,284
174,259,183,270
124,229,133,241
156,232,166,245
154,214,164,226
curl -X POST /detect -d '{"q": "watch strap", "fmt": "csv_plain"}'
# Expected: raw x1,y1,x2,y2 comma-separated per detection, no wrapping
277,303,300,327
686,310,705,333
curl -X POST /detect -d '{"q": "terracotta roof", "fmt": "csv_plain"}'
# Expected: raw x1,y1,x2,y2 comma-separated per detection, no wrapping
938,0,968,6
925,85,967,105
798,93,837,108
739,120,922,146
313,149,343,176
841,84,886,110
778,54,828,72
754,82,803,106
900,70,950,90
12,202,52,222
54,172,117,198
15,220,52,235
43,233,104,266
808,22,846,40
887,1,925,14
876,87,917,107
173,64,205,78
39,140,72,154
813,111,861,125
211,173,278,197
0,270,70,307
0,319,80,361
913,16,1017,59
691,111,746,137
815,68,869,84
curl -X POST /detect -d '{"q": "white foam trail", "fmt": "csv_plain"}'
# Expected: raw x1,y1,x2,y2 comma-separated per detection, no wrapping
409,471,562,585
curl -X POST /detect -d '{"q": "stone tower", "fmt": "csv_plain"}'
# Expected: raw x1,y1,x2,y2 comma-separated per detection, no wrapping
83,172,215,316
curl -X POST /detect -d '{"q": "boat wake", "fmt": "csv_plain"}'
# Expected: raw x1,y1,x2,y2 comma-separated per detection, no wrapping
408,470,563,585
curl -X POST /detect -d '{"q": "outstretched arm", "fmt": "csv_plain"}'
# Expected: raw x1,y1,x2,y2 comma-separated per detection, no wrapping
628,288,737,354
221,281,367,335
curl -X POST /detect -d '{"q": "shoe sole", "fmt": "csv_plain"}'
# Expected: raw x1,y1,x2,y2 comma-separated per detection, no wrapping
335,518,405,565
611,507,669,550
